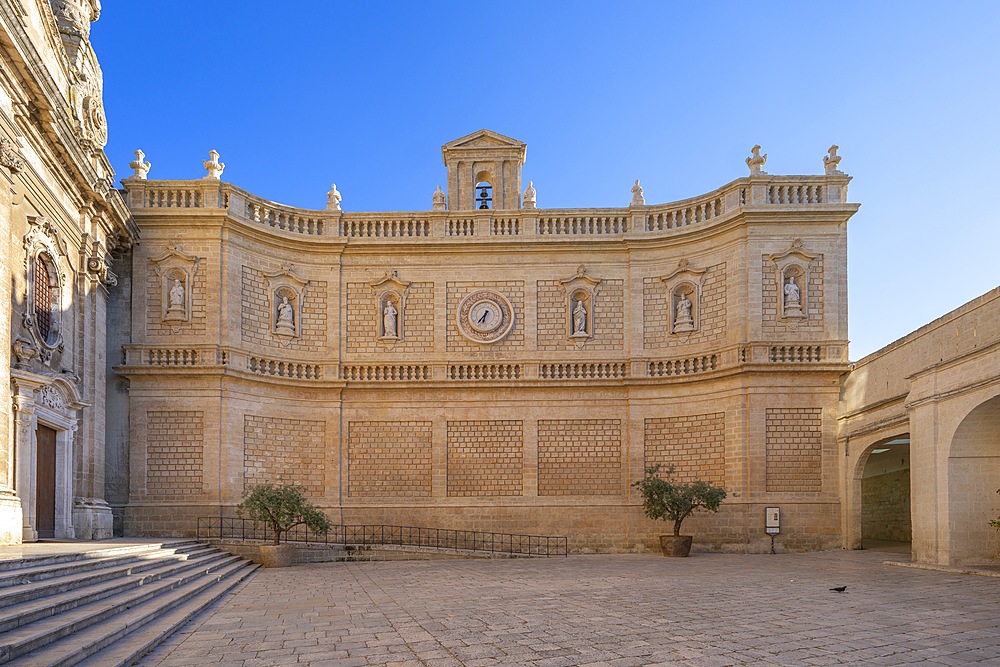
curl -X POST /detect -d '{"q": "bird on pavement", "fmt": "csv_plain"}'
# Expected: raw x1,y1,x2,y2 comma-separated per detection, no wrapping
829,586,847,592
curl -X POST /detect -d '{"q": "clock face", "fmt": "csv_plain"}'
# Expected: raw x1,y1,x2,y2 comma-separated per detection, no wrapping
457,290,515,343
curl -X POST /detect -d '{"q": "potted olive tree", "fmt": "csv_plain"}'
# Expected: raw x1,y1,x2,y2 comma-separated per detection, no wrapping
237,483,331,567
632,465,727,557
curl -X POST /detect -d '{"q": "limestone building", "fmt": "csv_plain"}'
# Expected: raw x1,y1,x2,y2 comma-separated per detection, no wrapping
4,3,1000,564
109,130,857,552
1,0,135,542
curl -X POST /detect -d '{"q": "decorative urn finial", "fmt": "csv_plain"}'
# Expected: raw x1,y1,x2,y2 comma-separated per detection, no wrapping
746,145,768,175
203,150,225,179
128,149,150,180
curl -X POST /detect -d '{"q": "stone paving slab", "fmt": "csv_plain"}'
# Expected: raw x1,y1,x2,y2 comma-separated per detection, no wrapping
139,549,1000,666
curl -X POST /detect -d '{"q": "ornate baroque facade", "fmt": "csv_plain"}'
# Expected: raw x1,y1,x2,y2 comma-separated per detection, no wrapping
1,0,134,542
8,4,999,562
109,130,857,552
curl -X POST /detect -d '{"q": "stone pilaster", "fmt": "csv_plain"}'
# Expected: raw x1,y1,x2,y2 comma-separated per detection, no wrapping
0,149,21,543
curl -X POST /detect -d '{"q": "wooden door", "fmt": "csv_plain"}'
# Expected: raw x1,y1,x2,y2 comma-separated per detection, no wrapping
36,425,56,539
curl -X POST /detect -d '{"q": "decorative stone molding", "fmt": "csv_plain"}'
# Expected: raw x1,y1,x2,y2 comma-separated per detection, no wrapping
150,245,200,323
86,239,117,288
369,271,410,344
559,266,602,344
1,137,25,172
263,265,309,340
456,290,515,344
23,217,69,361
662,259,707,334
768,239,819,320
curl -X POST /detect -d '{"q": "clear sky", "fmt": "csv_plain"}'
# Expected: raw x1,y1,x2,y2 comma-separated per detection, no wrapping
93,1,1000,360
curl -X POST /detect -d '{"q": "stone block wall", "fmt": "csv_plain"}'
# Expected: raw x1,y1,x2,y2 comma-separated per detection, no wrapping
346,282,435,353
643,262,727,350
348,421,433,497
861,468,911,542
536,280,625,351
765,408,823,492
244,415,325,494
446,421,524,496
644,413,726,485
240,267,328,352
537,419,622,496
145,410,204,499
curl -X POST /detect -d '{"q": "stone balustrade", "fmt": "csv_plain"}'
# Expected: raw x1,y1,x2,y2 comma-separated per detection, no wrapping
121,174,849,240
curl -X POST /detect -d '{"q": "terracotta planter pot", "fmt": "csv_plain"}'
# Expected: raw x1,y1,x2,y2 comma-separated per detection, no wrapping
659,535,693,557
259,544,296,568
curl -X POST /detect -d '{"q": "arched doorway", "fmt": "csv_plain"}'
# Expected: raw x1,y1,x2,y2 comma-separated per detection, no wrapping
859,435,911,549
948,393,1000,564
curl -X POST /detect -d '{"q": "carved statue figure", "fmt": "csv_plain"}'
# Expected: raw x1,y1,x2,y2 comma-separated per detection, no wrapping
432,184,446,211
630,179,645,207
523,181,536,209
824,145,843,175
746,145,768,175
276,296,295,332
326,183,342,211
573,299,587,335
674,293,694,332
784,275,801,306
203,149,225,179
168,279,185,311
383,301,398,338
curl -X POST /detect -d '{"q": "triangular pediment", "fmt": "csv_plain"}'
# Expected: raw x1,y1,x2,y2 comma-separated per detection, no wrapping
443,129,526,151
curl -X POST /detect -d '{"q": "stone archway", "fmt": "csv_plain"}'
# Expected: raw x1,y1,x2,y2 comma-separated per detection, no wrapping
859,436,911,547
947,393,1000,564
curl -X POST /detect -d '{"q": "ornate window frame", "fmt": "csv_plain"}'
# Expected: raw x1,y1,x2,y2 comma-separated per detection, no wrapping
559,266,602,344
370,270,410,344
150,245,200,324
264,265,309,339
23,216,68,361
662,259,706,335
768,239,819,320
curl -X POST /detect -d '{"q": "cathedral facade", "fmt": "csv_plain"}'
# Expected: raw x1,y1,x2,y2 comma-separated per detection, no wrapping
109,131,857,552
14,3,999,564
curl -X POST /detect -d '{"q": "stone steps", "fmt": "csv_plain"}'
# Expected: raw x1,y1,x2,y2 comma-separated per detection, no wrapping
0,542,257,666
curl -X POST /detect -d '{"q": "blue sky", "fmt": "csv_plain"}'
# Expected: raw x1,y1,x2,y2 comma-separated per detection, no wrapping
93,1,1000,360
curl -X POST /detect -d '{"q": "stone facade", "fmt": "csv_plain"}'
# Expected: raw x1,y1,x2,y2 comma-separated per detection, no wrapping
6,6,996,563
109,127,857,554
0,0,134,543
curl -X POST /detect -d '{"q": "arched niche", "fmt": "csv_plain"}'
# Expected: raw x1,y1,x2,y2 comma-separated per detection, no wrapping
559,266,602,344
370,270,410,344
151,245,200,324
661,259,706,335
767,239,818,320
264,265,309,340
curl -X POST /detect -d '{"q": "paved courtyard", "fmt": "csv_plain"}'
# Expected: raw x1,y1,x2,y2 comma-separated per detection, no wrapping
140,548,1000,667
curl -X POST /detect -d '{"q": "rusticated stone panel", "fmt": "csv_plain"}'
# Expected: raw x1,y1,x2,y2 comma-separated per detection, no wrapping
536,280,625,351
762,255,825,332
346,282,434,353
348,421,433,497
146,410,203,497
765,408,822,492
644,262,727,350
447,420,523,496
643,413,725,485
146,264,207,336
538,420,622,496
447,282,524,353
244,415,325,495
240,266,327,351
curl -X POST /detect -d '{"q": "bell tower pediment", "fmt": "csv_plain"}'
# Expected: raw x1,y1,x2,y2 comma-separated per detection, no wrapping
441,129,527,211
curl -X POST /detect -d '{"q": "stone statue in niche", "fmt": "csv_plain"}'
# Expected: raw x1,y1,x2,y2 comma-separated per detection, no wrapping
783,275,804,317
674,292,694,332
275,296,295,333
167,279,185,314
630,179,645,206
382,301,398,338
572,299,588,337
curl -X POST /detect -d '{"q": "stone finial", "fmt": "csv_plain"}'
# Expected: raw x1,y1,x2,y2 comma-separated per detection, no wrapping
432,184,446,211
630,179,645,207
523,181,536,209
326,183,342,211
128,149,150,180
202,150,224,179
824,145,843,175
746,145,767,175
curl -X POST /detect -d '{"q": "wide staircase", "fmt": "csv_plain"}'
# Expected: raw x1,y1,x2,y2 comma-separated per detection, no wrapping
0,541,257,666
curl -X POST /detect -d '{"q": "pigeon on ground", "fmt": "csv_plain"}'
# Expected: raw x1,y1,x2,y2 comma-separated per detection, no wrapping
829,586,847,592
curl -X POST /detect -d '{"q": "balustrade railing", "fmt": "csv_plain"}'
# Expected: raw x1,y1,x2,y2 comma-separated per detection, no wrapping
197,517,568,557
448,364,521,380
768,345,823,362
342,365,431,381
539,362,627,380
647,355,719,377
247,356,323,379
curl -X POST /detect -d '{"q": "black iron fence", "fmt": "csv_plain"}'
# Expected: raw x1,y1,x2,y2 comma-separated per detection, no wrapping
196,517,568,557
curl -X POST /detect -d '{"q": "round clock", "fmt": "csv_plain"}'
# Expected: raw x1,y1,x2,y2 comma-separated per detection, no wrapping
457,290,515,343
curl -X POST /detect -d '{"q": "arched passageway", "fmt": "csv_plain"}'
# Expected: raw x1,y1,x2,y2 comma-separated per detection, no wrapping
859,436,911,549
948,394,1000,564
